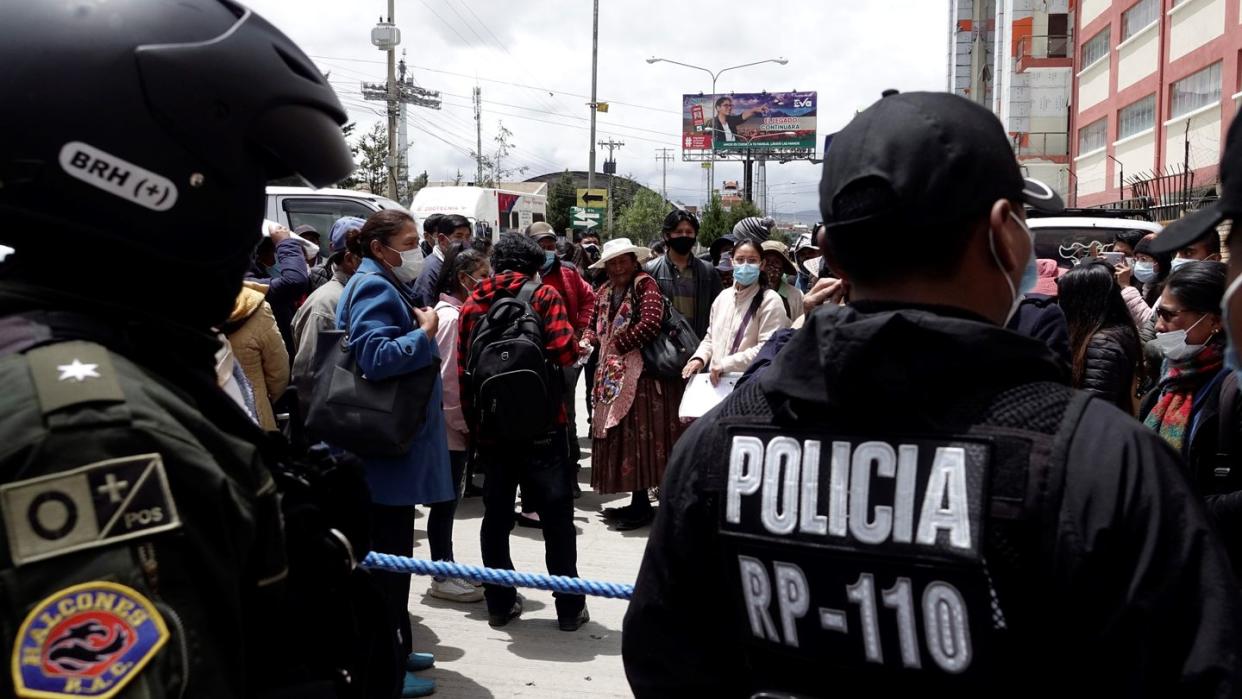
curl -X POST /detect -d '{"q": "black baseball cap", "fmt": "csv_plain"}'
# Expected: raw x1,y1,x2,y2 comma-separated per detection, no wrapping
820,91,1063,230
1148,115,1242,255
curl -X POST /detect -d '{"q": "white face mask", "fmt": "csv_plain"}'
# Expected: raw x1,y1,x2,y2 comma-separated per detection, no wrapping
1153,314,1208,361
1133,260,1157,283
1170,256,1197,273
385,245,425,284
988,212,1036,324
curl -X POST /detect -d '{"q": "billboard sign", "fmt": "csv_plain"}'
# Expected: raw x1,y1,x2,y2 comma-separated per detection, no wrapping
682,91,817,153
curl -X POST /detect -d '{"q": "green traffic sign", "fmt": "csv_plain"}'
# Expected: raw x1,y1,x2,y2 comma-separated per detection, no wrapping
570,206,605,230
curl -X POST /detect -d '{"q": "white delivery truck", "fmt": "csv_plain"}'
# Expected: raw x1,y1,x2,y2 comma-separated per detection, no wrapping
409,186,547,242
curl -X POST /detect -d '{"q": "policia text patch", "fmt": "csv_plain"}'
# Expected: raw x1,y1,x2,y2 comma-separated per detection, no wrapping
720,428,993,680
1,454,181,566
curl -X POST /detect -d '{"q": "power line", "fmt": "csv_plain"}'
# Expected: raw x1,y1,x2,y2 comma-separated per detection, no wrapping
309,54,679,114
436,99,679,147
415,0,476,48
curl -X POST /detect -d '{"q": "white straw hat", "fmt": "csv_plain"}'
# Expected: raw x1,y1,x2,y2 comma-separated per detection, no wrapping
589,237,652,270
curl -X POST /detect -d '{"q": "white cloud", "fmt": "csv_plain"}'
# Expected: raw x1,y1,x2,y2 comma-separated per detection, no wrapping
245,0,950,217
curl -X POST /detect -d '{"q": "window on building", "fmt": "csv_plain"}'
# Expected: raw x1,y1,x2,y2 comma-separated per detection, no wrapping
1170,62,1222,118
1118,94,1156,139
1122,0,1159,40
1048,14,1069,57
1079,118,1108,154
1081,29,1109,67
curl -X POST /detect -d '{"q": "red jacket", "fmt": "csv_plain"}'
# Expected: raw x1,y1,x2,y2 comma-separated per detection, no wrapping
543,260,596,333
457,271,577,428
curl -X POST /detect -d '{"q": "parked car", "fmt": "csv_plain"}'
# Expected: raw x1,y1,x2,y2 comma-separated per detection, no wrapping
265,186,407,235
1027,214,1162,268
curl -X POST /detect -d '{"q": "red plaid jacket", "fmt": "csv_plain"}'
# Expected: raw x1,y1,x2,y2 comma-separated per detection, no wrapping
457,271,576,428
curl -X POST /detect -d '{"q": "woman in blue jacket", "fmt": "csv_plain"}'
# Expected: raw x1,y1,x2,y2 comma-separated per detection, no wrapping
337,209,452,698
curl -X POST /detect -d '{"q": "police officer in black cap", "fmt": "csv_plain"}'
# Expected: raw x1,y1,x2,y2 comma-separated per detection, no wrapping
623,91,1242,697
0,2,357,697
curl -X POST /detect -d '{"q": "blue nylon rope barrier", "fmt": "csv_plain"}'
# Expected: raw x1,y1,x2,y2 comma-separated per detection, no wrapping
361,552,635,600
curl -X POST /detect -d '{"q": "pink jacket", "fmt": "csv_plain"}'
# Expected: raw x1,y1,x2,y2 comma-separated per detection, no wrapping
434,294,469,451
1121,285,1155,326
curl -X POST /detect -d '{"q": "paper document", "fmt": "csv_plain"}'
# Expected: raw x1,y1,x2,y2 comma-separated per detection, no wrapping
678,372,742,420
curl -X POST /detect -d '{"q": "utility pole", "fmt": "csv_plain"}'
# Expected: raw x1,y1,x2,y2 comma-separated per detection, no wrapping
385,0,398,199
655,148,673,201
364,6,441,200
598,138,624,235
588,0,599,191
473,86,484,186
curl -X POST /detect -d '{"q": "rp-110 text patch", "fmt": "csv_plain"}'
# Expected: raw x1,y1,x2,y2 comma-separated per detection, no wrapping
1,454,181,566
719,429,996,678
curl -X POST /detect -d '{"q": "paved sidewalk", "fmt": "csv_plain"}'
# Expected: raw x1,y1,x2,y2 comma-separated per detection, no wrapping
405,380,648,697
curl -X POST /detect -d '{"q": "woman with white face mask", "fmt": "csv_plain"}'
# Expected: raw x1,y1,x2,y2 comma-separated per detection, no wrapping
1118,234,1173,327
335,209,450,696
681,239,790,386
1141,261,1237,464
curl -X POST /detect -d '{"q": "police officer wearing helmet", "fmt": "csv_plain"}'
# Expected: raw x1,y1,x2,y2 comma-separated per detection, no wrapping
0,2,356,698
623,91,1242,697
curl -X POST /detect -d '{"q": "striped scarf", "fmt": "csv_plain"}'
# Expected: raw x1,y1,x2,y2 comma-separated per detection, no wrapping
1144,343,1224,451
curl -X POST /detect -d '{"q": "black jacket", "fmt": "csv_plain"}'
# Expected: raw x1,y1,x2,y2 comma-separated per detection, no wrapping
1005,293,1070,368
1141,365,1242,574
645,254,722,340
624,301,1242,698
1080,327,1138,413
246,238,309,355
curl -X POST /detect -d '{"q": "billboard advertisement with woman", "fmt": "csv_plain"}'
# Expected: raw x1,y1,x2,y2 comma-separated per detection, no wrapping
682,91,817,153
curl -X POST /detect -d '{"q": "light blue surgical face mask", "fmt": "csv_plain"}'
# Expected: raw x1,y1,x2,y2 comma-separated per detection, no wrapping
1171,256,1197,272
1133,260,1157,283
541,250,557,273
733,262,761,287
989,212,1037,324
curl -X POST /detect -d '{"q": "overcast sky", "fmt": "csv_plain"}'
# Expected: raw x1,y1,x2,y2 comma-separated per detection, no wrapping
246,0,951,218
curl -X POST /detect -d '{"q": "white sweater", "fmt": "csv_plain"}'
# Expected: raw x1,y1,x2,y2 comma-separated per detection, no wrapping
692,283,790,373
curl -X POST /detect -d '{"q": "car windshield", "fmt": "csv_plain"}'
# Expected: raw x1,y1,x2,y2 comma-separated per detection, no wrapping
1032,226,1126,268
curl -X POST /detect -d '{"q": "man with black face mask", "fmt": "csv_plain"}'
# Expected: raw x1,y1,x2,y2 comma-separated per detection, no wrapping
645,209,721,339
0,3,363,697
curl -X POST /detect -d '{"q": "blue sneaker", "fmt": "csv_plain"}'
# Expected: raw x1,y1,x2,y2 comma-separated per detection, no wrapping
405,652,435,672
401,672,436,697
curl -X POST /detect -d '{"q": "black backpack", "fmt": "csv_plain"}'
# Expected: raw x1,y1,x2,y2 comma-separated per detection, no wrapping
465,279,561,441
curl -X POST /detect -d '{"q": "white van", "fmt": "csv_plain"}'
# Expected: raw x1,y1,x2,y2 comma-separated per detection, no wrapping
264,186,407,237
409,186,546,242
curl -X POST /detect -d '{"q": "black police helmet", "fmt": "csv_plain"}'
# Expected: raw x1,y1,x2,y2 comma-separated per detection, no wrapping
0,0,354,269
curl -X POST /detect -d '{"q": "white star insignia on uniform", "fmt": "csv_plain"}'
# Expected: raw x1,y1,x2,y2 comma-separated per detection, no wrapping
56,359,101,383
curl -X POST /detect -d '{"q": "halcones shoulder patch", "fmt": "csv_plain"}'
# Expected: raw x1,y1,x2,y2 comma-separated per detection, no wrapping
10,581,169,699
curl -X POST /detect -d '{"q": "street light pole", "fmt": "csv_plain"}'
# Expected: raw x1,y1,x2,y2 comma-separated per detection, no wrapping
588,0,599,192
646,56,789,208
1106,153,1124,198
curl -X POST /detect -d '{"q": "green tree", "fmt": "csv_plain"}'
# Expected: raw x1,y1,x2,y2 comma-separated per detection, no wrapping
698,194,729,245
616,189,669,244
474,121,529,187
725,199,763,232
354,123,389,195
546,171,577,235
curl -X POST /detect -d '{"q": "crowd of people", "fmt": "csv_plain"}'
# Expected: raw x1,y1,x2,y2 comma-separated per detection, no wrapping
220,169,1242,697
7,2,1242,694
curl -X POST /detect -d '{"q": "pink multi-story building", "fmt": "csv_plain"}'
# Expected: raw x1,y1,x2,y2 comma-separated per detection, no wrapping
1069,0,1241,210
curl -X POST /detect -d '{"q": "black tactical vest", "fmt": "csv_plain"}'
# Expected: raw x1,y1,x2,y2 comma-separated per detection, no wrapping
702,378,1094,698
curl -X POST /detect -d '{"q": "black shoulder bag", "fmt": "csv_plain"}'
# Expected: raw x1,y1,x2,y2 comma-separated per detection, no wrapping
627,278,700,380
302,274,440,457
